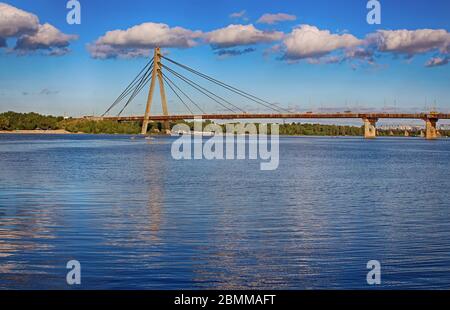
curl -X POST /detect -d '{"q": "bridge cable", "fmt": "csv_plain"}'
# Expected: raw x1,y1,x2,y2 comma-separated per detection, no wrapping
102,60,153,116
161,55,290,113
161,74,194,115
162,65,236,113
162,55,285,112
103,61,153,116
113,60,154,108
160,72,206,114
117,67,154,116
162,64,245,113
117,65,154,116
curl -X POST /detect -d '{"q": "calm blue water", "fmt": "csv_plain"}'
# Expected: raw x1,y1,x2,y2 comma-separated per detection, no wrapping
0,134,449,289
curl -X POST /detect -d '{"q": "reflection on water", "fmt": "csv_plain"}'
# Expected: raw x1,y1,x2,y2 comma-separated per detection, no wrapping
0,134,449,289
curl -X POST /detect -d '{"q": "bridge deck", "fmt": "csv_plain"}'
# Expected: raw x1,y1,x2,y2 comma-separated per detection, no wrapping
86,113,450,122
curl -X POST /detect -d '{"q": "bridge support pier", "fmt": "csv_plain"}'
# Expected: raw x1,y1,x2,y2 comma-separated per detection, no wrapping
424,118,438,140
363,117,378,139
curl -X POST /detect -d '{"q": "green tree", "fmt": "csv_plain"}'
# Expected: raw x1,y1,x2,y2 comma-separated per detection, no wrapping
0,115,9,130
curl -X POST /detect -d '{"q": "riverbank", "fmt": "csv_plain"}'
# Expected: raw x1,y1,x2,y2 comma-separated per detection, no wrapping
0,129,75,134
2,112,449,137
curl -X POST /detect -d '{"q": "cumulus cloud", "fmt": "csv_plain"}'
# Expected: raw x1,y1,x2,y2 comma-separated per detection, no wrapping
89,22,283,59
87,44,151,59
0,2,77,55
367,29,450,56
306,55,342,65
95,23,201,48
282,25,362,60
344,47,376,63
257,13,296,25
85,17,450,66
205,24,284,49
15,23,77,55
0,3,39,38
425,56,449,67
88,22,202,59
299,47,377,67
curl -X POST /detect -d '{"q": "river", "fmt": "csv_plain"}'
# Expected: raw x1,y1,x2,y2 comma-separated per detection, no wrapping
0,134,449,289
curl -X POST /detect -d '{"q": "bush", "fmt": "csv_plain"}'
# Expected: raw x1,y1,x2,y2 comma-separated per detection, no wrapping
59,119,142,134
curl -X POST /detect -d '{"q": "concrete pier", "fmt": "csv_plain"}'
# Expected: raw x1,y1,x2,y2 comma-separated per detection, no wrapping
425,118,438,140
363,117,378,139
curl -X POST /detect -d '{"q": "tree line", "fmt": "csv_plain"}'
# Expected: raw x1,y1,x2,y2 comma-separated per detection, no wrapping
1,111,448,137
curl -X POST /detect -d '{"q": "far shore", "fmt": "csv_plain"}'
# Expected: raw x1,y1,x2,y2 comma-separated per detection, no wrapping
1,130,446,139
0,129,77,134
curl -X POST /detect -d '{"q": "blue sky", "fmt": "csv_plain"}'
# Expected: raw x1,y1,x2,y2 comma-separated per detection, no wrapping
0,0,449,118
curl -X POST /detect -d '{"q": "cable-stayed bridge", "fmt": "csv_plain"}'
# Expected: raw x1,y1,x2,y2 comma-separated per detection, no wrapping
86,48,449,139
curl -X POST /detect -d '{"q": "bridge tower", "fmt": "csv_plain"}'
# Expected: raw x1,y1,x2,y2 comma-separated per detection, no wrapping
141,47,169,135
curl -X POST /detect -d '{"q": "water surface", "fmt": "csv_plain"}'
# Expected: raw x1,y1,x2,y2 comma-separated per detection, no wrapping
0,134,449,289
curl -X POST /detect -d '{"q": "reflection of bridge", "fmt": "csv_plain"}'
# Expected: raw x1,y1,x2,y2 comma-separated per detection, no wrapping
92,47,448,140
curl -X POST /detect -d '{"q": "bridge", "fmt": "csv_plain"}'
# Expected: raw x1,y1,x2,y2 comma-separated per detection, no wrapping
92,47,448,139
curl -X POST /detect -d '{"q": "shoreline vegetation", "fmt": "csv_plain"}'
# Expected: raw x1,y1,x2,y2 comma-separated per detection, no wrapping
1,111,448,137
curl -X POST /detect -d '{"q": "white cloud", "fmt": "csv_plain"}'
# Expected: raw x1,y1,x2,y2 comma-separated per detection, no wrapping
257,13,296,25
87,44,151,59
205,24,284,49
425,56,449,67
89,22,283,58
306,55,341,64
0,2,77,55
96,22,202,48
15,23,78,54
0,2,39,38
88,22,202,58
282,25,362,60
229,10,246,19
367,29,450,56
86,18,450,67
345,47,375,63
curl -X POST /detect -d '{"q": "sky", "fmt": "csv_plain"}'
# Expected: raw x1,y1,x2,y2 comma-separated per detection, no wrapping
0,0,449,119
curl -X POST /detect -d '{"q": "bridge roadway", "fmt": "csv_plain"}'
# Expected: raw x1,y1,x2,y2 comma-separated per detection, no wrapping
83,113,450,139
93,113,450,122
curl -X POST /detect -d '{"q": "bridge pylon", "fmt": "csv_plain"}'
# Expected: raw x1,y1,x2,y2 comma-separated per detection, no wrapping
141,47,170,135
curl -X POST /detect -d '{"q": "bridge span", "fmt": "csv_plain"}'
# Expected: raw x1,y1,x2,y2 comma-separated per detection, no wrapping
83,112,450,140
